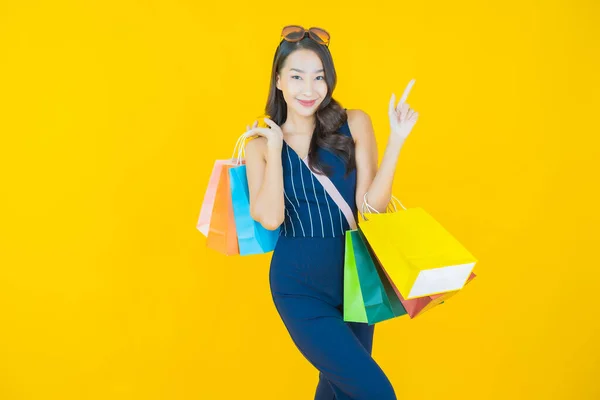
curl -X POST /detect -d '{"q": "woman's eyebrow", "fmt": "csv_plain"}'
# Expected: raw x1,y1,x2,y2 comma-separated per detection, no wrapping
290,68,324,73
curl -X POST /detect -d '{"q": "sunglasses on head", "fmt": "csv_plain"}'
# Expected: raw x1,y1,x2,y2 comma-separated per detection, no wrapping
280,25,330,47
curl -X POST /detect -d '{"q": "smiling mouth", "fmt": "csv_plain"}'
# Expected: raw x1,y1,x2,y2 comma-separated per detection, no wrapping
297,99,317,107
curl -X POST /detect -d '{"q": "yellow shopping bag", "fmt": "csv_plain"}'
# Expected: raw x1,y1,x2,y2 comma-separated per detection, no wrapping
359,204,477,300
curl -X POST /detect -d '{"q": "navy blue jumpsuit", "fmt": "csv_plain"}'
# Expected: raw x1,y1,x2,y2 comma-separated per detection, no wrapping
269,114,397,400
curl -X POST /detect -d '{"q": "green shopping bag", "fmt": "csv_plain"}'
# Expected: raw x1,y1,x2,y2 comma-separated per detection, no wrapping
344,230,407,325
344,231,368,323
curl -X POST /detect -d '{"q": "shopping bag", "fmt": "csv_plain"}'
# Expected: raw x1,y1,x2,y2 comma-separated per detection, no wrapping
199,132,252,255
206,165,239,256
412,271,476,317
358,229,408,320
197,130,251,237
358,206,477,300
343,232,368,323
343,230,406,325
197,160,230,237
379,264,476,318
229,164,280,255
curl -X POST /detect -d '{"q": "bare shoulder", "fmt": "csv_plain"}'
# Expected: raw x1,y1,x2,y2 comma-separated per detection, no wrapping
244,136,268,161
346,108,374,143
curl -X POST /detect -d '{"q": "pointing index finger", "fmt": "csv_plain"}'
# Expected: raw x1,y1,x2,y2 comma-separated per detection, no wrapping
399,78,416,104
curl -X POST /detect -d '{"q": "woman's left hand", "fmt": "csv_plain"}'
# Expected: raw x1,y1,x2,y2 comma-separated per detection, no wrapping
389,79,419,141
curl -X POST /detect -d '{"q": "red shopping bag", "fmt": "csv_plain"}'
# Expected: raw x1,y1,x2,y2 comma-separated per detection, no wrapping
380,266,476,318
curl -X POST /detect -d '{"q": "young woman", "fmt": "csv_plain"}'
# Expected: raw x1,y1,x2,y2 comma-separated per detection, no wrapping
243,25,418,400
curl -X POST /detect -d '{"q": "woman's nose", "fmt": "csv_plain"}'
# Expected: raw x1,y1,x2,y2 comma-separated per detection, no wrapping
302,82,315,96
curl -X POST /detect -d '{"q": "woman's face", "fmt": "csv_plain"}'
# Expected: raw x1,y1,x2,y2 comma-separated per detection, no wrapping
276,49,328,117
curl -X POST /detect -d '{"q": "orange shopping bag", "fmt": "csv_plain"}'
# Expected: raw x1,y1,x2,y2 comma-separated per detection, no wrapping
206,164,239,256
197,160,229,237
197,132,249,237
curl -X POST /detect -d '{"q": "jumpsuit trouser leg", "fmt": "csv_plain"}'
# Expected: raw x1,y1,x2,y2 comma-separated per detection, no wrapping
270,236,397,400
271,294,396,400
313,321,376,399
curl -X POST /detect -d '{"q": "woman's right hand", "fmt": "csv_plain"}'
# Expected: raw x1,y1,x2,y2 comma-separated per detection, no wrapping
244,117,284,152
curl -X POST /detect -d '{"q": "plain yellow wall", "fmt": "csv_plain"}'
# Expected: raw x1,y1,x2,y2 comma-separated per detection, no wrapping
1,0,599,399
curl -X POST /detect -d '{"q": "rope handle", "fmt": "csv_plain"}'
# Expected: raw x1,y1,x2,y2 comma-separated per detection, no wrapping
360,192,407,221
230,131,259,165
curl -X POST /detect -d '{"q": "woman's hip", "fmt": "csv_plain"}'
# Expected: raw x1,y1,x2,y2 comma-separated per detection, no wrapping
269,235,346,305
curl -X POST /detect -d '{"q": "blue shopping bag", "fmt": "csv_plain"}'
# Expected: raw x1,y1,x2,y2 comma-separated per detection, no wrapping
228,165,280,255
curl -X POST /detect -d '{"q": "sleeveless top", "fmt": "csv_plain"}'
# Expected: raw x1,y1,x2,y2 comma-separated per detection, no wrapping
279,111,358,238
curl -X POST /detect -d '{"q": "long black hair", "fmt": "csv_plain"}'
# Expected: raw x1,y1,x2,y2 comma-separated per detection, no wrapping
263,35,356,178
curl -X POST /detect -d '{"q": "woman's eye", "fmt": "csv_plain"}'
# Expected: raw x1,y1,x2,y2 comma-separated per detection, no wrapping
291,76,325,80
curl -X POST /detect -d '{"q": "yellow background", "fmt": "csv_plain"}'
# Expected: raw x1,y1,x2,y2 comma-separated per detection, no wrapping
1,0,599,399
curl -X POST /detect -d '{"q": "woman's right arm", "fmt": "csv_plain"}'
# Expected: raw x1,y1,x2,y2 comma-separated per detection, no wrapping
245,137,285,231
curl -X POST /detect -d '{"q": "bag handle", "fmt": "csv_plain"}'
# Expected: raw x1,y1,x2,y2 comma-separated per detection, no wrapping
360,192,407,221
230,132,253,165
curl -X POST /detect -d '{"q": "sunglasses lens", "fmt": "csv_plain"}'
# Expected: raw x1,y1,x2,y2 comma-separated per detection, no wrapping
309,28,330,44
282,25,305,40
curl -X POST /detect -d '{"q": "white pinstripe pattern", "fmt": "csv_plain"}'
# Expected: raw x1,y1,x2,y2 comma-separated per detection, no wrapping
283,140,356,238
284,207,294,236
282,211,288,236
297,154,314,236
283,188,304,237
285,146,300,207
322,185,336,237
309,172,325,238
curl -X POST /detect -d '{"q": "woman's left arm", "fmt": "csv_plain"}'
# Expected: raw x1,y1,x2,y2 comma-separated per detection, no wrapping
352,87,419,213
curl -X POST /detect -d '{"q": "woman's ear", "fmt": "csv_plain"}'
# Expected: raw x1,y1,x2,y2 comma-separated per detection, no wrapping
276,73,281,91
